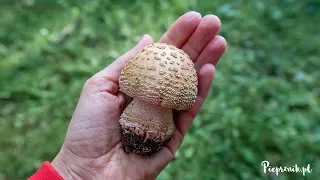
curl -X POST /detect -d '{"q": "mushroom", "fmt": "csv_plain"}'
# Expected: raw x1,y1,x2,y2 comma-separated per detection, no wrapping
119,43,198,155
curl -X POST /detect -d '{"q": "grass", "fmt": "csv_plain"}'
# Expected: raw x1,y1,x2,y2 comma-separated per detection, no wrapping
0,0,319,179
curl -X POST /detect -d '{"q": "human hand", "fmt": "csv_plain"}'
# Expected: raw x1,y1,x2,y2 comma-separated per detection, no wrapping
51,11,227,180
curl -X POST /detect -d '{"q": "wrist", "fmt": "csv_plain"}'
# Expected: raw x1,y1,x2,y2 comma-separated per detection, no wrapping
51,146,82,180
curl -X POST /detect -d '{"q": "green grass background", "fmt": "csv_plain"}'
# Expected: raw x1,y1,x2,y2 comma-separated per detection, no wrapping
0,0,319,179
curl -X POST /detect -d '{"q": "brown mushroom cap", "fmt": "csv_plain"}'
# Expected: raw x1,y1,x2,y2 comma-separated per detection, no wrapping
119,43,197,110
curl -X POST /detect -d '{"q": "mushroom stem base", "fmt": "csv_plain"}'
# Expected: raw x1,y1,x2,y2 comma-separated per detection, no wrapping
119,98,174,155
121,129,171,156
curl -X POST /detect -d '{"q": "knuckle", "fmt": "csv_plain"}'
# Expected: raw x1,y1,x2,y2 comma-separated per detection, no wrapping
84,76,100,88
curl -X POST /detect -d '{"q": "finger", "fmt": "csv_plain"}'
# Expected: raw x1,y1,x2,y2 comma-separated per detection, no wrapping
97,34,154,82
195,36,227,71
117,91,129,110
159,11,202,48
122,92,133,108
181,15,221,61
175,63,215,136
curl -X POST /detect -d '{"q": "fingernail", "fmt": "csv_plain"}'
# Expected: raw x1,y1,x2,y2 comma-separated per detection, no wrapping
210,64,216,72
194,63,200,73
138,34,147,44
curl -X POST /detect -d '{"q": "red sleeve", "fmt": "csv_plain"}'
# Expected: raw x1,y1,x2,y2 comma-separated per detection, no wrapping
28,161,64,180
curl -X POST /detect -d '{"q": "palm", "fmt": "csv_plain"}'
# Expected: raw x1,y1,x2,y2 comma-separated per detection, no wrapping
55,11,226,179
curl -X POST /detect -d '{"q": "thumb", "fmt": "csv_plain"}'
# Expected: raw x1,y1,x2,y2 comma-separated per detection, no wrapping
98,34,154,81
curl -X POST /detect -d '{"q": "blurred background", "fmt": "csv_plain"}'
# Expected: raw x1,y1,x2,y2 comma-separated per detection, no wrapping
0,0,319,179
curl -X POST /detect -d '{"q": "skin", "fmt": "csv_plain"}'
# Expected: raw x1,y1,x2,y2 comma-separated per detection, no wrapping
51,11,227,180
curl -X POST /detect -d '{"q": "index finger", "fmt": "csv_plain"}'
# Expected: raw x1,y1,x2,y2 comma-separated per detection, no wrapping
159,11,202,48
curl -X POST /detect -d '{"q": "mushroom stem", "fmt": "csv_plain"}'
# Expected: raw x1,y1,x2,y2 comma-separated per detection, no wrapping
120,98,174,155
